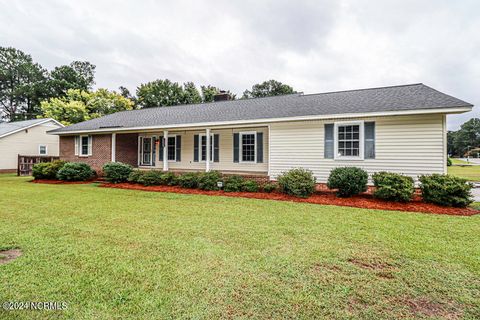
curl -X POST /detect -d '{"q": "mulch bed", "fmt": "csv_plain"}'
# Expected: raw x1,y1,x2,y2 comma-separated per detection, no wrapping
100,183,478,216
31,179,95,185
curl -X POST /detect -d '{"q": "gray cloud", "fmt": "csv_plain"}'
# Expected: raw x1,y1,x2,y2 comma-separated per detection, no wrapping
0,0,478,129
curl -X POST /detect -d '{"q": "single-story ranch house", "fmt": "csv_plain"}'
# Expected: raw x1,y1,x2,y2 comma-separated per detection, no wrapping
49,84,472,183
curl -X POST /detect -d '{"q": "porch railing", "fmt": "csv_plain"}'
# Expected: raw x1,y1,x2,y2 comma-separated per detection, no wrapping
17,155,60,176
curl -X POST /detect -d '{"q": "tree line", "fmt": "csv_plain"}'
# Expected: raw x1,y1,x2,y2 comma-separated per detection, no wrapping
448,118,480,157
0,47,296,125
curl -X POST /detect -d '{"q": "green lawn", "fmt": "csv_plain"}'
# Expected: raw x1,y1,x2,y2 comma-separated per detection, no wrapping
448,164,480,181
0,174,479,319
451,158,470,165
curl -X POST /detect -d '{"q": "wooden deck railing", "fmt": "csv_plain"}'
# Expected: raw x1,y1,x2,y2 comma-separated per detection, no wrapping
17,155,60,176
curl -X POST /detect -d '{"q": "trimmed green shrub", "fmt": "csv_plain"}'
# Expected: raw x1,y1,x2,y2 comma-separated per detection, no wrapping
419,174,473,207
372,171,414,202
57,162,95,181
327,167,368,197
177,172,201,188
198,171,222,191
224,175,245,192
263,182,277,193
447,158,452,166
277,168,316,198
127,170,145,183
32,160,66,180
137,170,164,186
242,180,259,192
102,162,133,183
160,172,178,186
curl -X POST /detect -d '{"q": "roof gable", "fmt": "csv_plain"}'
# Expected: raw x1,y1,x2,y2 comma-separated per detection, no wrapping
0,118,63,138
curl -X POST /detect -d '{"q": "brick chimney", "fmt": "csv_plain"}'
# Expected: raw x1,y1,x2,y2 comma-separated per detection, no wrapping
213,91,231,102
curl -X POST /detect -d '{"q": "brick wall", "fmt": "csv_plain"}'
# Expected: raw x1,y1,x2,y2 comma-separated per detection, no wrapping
60,134,112,172
115,133,138,166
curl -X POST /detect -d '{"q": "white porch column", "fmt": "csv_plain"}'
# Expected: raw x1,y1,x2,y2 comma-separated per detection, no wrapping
206,128,211,172
111,133,116,162
163,130,168,171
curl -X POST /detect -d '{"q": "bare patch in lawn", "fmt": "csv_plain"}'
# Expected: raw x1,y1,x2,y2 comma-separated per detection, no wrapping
0,248,22,265
311,263,342,273
399,297,463,319
348,256,399,279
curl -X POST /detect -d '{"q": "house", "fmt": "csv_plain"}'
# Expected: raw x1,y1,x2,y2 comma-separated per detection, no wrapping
48,84,472,183
0,118,64,172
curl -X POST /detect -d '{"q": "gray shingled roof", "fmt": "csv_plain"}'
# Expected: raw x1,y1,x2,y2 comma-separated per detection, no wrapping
50,83,472,134
0,118,54,138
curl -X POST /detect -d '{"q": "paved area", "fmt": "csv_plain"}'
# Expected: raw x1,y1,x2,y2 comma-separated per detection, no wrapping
472,184,480,202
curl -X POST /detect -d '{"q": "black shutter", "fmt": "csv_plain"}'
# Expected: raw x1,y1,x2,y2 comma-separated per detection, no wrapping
324,124,334,159
152,137,156,166
256,132,263,163
364,122,375,159
233,133,239,163
214,134,219,162
159,136,164,161
193,134,199,162
176,136,181,162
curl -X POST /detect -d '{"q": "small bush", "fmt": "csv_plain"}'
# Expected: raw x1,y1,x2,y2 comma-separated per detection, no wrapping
372,172,414,202
198,171,222,191
419,174,473,207
263,182,277,193
137,170,164,186
242,180,259,192
160,172,178,186
57,162,95,181
447,158,452,166
277,168,316,198
177,172,201,188
224,175,245,192
327,167,368,197
127,170,145,183
102,162,133,183
32,160,66,180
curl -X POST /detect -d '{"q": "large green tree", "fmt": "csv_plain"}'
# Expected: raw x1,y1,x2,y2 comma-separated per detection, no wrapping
201,85,236,102
48,61,96,97
242,79,296,99
40,89,133,125
136,79,185,108
449,118,480,156
0,47,49,120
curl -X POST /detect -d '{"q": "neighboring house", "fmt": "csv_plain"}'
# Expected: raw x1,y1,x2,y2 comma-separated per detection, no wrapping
0,118,64,172
49,84,472,183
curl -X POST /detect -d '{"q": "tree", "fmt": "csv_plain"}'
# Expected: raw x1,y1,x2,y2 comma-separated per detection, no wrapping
242,79,296,99
183,82,202,104
48,61,96,97
136,79,185,108
201,85,236,102
40,89,133,125
452,118,480,156
118,86,138,109
0,47,49,120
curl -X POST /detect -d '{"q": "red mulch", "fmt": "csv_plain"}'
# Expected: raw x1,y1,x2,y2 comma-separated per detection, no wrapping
30,179,95,185
99,183,478,216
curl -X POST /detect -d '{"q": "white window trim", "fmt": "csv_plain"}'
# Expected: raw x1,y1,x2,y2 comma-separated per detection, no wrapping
199,134,214,163
165,135,177,162
334,121,364,161
79,135,90,157
38,145,47,155
140,136,154,166
239,131,257,163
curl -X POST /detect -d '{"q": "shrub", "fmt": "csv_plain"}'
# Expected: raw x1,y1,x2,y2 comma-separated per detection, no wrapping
160,172,178,186
242,180,259,192
447,158,452,166
419,174,473,207
127,170,145,183
327,167,368,197
223,175,245,192
102,162,133,183
177,172,201,188
198,171,222,191
263,182,277,193
372,171,414,202
57,162,95,181
137,170,164,186
32,160,66,180
277,168,316,198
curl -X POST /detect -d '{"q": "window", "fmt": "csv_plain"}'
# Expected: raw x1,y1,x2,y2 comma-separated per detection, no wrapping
167,136,176,161
240,132,256,162
80,135,90,156
39,145,47,155
334,121,364,160
199,134,214,162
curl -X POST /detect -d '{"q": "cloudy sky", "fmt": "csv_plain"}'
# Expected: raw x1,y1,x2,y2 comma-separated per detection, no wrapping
1,0,478,129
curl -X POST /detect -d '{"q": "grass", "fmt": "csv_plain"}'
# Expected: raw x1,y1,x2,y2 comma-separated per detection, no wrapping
450,158,470,165
448,164,480,181
0,174,479,319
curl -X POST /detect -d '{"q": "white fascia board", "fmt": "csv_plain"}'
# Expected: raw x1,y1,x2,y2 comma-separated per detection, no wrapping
0,118,64,139
49,106,472,136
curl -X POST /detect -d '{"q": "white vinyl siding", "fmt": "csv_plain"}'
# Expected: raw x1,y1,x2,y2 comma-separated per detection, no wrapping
269,114,445,183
